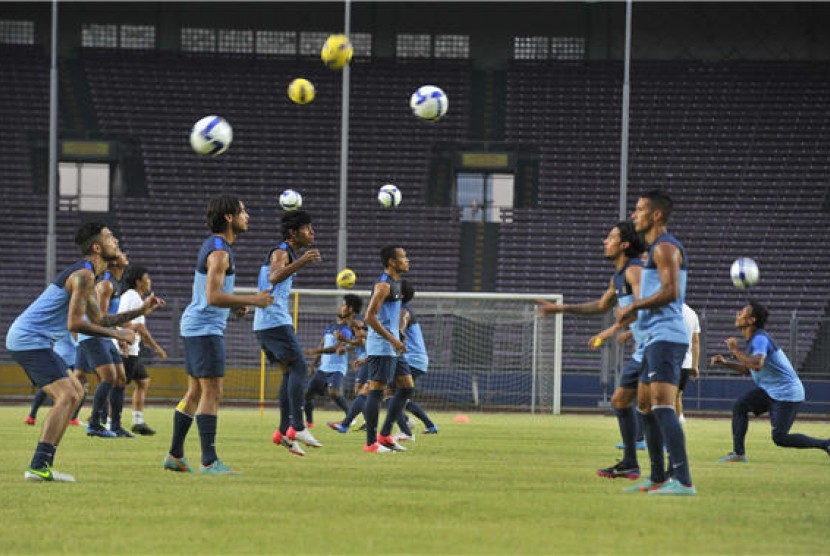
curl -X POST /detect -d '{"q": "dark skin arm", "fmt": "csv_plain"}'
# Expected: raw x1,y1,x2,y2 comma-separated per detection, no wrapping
364,282,405,354
122,321,167,361
204,250,273,308
268,248,322,286
589,265,644,348
66,269,140,341
616,242,681,324
537,279,617,317
709,338,764,374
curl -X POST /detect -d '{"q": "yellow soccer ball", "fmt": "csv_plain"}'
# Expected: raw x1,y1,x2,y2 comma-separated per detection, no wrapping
336,268,357,289
287,78,315,105
321,34,353,70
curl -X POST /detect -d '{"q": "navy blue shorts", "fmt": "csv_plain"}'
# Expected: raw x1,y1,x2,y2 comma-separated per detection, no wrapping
641,341,687,385
307,370,345,396
367,356,411,384
735,386,801,436
256,325,306,367
10,348,70,388
77,338,122,373
183,335,225,378
620,357,642,390
355,362,369,385
410,368,426,382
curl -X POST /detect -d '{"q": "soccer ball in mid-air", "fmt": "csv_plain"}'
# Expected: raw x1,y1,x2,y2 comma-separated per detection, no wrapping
336,268,356,289
189,115,233,156
321,34,353,70
730,257,759,288
279,189,303,211
377,184,402,208
287,78,315,105
410,85,448,121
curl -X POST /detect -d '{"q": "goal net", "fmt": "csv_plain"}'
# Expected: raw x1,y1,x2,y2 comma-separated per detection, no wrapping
229,288,564,414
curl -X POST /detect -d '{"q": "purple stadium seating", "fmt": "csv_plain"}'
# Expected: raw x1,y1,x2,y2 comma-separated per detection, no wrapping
502,60,830,373
1,47,828,376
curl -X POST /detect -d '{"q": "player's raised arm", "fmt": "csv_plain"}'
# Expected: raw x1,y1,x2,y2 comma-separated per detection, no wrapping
268,246,322,285
66,268,135,343
205,250,272,308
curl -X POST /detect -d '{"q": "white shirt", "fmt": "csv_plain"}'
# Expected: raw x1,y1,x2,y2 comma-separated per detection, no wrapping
115,289,145,356
681,303,700,369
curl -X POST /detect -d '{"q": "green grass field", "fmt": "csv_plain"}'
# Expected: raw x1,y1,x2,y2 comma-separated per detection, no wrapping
1,405,828,554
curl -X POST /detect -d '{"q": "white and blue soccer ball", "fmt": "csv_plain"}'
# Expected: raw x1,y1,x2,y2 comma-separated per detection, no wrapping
377,184,402,208
189,115,233,157
409,85,448,121
279,189,303,211
730,257,759,289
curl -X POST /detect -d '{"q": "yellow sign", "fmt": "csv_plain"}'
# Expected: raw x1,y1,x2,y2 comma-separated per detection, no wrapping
461,152,509,168
62,141,110,157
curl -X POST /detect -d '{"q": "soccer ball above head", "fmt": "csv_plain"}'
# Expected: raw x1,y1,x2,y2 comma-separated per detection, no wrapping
279,189,303,212
287,78,316,105
321,34,353,70
336,268,357,289
410,85,448,121
377,184,402,208
730,257,759,289
189,115,233,157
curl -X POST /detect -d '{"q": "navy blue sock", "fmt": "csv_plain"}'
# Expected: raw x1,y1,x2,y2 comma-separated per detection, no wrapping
304,397,314,425
287,360,307,432
641,410,667,483
91,381,113,426
332,395,349,413
278,377,290,434
29,389,49,419
341,394,366,427
634,407,645,443
396,412,413,436
615,406,639,467
365,390,383,445
196,414,218,467
71,389,87,420
30,442,56,469
109,386,125,430
381,388,413,437
406,400,434,429
169,409,193,459
653,406,692,486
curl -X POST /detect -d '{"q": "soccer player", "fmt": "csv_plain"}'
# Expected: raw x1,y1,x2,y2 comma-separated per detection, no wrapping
77,248,133,438
303,294,363,426
118,264,167,435
253,209,323,457
709,301,830,462
164,195,274,474
677,303,701,423
537,221,646,479
327,317,370,433
395,280,438,440
6,222,163,482
616,189,696,495
25,333,78,425
363,245,412,453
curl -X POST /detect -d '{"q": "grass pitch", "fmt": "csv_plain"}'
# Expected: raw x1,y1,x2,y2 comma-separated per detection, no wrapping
0,406,828,554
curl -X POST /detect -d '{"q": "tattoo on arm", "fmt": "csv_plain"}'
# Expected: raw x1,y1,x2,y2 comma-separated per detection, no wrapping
100,308,146,328
73,272,102,323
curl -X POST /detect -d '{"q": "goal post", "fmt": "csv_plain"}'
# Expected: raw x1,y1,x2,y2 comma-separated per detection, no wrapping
229,288,564,414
